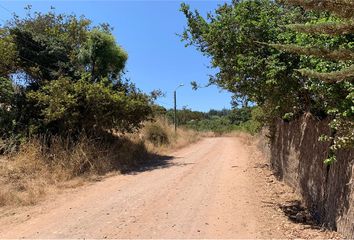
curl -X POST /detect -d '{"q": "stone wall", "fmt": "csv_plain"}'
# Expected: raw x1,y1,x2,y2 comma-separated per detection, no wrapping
268,113,354,238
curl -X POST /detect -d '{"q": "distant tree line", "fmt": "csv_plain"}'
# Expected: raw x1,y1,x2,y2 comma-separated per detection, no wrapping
153,106,262,134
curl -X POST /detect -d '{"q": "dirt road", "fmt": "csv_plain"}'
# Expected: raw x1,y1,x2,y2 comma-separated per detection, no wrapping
0,137,338,238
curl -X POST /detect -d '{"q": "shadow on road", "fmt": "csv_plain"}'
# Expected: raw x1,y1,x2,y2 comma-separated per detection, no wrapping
279,200,322,229
121,154,193,175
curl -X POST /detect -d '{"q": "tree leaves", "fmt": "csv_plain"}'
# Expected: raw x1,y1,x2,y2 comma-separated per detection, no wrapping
0,9,152,139
79,29,128,82
181,0,353,157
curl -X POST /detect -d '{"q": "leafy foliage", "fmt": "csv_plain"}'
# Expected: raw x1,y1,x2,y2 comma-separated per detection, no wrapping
0,8,152,146
0,77,16,137
27,76,152,135
79,29,128,81
281,0,354,19
0,29,17,76
180,0,310,121
165,107,205,126
274,0,354,161
181,0,353,163
162,107,261,135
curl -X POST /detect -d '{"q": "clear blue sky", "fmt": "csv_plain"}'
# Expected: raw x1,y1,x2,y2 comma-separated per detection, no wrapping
0,0,233,112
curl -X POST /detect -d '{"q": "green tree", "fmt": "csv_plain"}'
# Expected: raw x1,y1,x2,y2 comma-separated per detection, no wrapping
0,29,17,137
228,108,252,125
0,8,152,140
181,0,353,162
0,29,17,77
7,9,91,85
180,0,309,121
28,76,152,135
273,0,354,162
0,77,16,137
79,29,128,81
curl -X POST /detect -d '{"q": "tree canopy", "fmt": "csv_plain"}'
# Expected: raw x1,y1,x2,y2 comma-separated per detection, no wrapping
181,0,354,163
180,0,309,119
0,8,152,144
274,0,354,163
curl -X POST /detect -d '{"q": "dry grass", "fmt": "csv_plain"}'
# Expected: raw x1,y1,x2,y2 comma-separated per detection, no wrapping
221,131,255,146
139,117,200,154
0,117,200,208
0,135,147,207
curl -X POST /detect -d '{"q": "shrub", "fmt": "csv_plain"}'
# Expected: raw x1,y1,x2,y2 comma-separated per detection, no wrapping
1,10,153,145
233,107,264,135
145,123,169,146
28,76,152,136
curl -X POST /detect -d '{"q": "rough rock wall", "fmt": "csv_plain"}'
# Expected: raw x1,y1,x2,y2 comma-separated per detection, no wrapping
268,113,354,238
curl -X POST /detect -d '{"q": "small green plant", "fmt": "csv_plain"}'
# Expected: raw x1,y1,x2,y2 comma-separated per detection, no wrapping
324,155,336,165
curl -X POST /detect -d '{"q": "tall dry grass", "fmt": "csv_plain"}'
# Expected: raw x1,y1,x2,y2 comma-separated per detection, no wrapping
0,135,148,207
140,117,200,153
0,117,200,207
224,131,255,146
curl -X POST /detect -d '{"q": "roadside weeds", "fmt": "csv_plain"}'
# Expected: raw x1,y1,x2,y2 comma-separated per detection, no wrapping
0,118,200,208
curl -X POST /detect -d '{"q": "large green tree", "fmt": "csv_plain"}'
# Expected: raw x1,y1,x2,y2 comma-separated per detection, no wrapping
181,0,353,163
180,0,309,121
79,29,128,82
272,0,354,162
0,8,152,140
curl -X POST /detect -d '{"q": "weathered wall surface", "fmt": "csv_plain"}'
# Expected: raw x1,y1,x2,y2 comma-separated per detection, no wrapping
268,113,354,238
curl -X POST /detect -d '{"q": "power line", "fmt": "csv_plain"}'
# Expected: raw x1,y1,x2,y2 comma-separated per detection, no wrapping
0,5,69,64
0,18,61,74
0,3,12,15
18,55,56,74
0,18,7,27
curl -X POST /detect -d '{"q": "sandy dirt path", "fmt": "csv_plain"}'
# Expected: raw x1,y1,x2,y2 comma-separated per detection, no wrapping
0,137,338,238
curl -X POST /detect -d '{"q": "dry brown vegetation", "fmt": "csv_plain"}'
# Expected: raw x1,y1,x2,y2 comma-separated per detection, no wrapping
0,117,200,208
141,117,201,153
224,131,256,146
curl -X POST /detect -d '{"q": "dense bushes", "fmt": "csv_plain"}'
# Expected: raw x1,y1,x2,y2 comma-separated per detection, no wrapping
161,107,263,135
27,76,151,135
186,116,234,134
181,0,353,161
233,107,264,135
145,123,169,146
0,8,152,148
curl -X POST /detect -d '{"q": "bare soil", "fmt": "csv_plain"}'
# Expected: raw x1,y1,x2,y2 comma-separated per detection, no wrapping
0,137,340,238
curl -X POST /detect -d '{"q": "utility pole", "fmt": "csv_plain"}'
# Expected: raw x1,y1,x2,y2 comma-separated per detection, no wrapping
174,84,184,133
174,90,177,133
